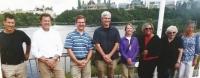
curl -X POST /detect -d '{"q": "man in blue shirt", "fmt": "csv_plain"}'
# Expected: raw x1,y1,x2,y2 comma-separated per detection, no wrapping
93,11,120,78
64,15,93,78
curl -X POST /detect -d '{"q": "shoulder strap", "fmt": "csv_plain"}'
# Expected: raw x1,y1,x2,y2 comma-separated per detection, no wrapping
195,34,200,54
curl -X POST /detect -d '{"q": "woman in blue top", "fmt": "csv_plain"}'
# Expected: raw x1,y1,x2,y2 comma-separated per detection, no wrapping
179,21,199,78
119,23,140,78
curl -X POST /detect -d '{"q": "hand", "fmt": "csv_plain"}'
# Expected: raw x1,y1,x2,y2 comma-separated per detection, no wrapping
175,62,180,69
24,54,29,61
76,60,86,68
143,50,148,55
127,58,133,65
103,54,112,63
46,59,57,69
38,56,47,63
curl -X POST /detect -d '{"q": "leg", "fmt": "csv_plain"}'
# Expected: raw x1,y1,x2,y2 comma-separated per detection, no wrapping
16,62,27,78
82,60,91,78
38,61,52,78
107,59,118,78
71,61,81,78
96,60,106,78
121,64,128,78
179,62,186,78
53,61,65,78
185,61,193,78
142,61,157,78
128,66,135,78
2,64,16,78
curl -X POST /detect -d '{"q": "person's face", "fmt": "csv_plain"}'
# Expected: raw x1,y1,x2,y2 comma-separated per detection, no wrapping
101,16,111,27
40,16,51,31
167,31,176,39
3,18,15,32
185,24,194,34
76,18,86,31
144,25,153,35
125,25,134,36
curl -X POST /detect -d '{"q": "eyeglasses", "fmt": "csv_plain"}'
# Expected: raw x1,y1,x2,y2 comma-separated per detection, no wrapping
167,32,176,34
144,27,152,30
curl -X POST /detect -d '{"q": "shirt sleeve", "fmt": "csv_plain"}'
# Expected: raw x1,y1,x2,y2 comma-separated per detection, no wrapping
131,37,140,61
21,31,31,46
115,28,120,43
119,39,128,60
87,35,94,50
31,32,40,58
93,29,100,44
64,33,73,49
55,32,63,56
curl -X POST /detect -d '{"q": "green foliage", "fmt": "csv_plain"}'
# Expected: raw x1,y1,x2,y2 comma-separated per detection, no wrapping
0,13,39,27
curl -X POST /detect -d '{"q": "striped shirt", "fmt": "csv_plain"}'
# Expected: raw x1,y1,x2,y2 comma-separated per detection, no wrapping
181,34,199,62
64,30,93,59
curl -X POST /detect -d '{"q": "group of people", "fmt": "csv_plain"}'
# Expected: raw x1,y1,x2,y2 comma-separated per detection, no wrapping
0,10,199,78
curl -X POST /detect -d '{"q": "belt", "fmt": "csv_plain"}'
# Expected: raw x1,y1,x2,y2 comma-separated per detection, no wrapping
2,61,24,65
77,57,86,60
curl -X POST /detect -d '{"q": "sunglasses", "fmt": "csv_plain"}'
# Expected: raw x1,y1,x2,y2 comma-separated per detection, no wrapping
167,32,176,34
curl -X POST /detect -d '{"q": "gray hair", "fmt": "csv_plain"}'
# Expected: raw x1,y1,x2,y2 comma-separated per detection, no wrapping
141,22,154,32
165,25,178,34
101,11,111,18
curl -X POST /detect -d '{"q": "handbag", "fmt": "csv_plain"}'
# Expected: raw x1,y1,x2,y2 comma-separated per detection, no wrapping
192,66,199,77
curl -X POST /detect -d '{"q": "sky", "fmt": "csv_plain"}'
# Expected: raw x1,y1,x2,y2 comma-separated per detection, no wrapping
0,0,178,14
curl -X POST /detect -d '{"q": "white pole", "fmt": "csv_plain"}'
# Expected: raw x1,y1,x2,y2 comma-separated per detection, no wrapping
156,0,166,38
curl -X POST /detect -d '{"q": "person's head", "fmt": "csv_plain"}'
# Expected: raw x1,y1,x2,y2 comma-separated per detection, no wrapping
3,13,16,33
39,13,53,31
184,20,196,35
101,11,111,28
124,23,135,36
75,15,86,32
141,22,154,36
165,25,178,39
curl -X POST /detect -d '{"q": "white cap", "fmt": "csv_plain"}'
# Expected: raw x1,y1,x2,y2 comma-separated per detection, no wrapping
101,11,111,18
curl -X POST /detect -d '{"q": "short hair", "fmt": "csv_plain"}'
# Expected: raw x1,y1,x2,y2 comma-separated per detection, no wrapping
39,13,53,21
141,22,154,32
101,11,111,18
165,25,178,34
3,13,15,21
124,23,135,31
75,15,86,23
185,20,196,28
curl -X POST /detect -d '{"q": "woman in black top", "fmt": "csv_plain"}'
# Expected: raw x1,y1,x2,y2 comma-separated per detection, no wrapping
138,22,161,78
157,26,183,78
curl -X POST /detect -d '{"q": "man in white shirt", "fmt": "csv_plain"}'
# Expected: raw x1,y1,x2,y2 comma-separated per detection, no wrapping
31,13,65,78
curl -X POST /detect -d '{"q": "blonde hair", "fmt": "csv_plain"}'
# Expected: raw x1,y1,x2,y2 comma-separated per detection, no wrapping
141,22,154,32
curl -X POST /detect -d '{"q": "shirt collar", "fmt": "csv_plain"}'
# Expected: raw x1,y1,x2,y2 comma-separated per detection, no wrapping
73,29,86,35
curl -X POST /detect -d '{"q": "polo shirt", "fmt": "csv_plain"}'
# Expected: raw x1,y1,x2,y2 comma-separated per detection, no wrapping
64,30,93,59
93,26,120,60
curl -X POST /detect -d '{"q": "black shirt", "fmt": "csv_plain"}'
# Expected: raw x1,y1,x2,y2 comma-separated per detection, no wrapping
138,35,161,61
93,26,120,60
160,36,183,66
0,30,31,65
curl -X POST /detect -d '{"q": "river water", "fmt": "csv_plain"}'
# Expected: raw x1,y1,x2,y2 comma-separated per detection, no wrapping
18,25,125,78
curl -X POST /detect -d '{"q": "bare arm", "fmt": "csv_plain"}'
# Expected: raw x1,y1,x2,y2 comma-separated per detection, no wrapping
25,45,31,60
108,43,119,57
67,49,79,64
95,43,106,56
85,49,93,63
177,48,183,63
